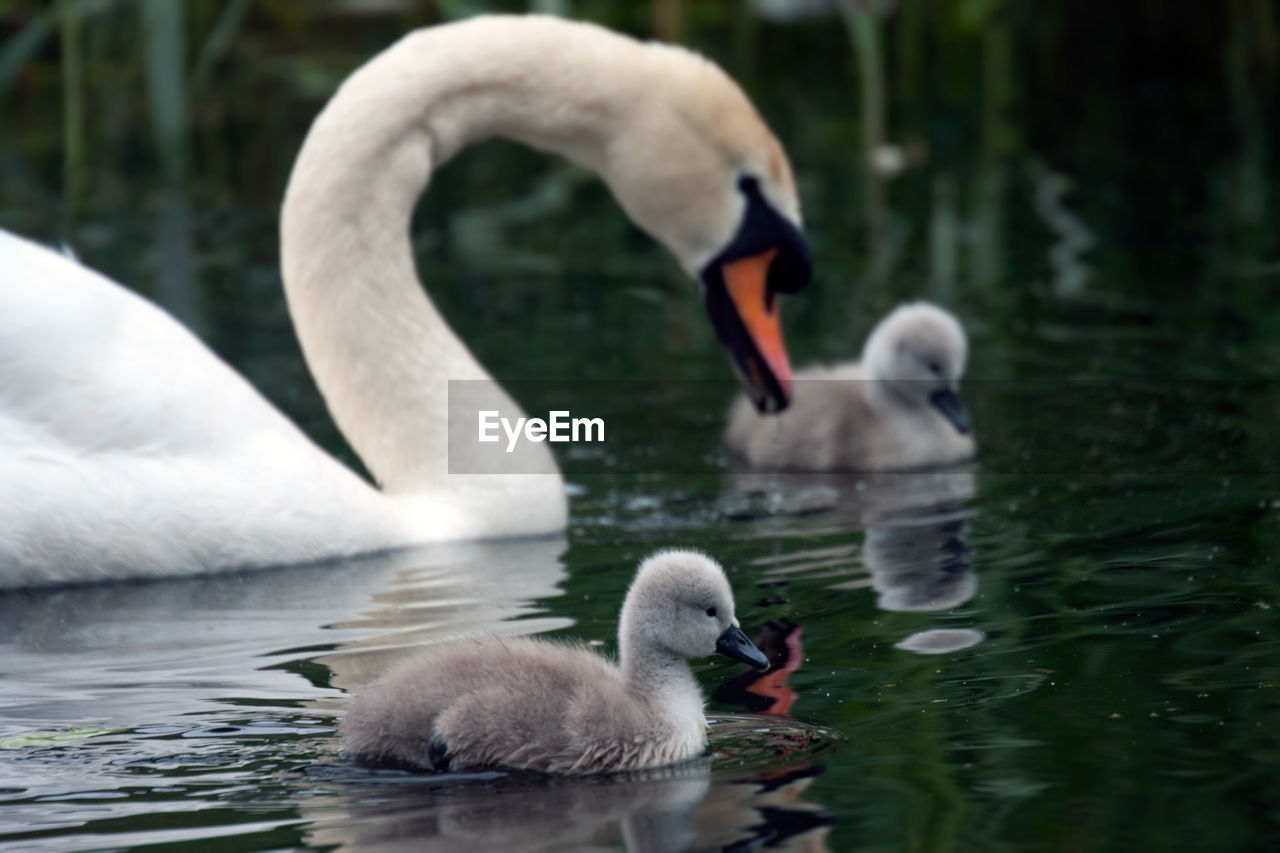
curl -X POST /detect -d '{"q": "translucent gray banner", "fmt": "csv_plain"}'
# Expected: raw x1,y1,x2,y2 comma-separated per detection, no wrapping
446,379,1275,476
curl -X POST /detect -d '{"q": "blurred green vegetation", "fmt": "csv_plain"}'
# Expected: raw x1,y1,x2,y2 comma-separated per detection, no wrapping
2,0,1277,371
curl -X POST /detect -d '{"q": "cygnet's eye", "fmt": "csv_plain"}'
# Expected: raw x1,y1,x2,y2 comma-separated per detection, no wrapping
927,360,942,376
705,607,718,618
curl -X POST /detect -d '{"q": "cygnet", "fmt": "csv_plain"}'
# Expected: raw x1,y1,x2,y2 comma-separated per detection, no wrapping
725,302,975,471
340,549,769,774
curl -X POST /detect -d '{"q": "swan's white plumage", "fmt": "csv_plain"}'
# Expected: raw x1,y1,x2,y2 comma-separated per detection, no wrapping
0,230,409,587
1,15,802,587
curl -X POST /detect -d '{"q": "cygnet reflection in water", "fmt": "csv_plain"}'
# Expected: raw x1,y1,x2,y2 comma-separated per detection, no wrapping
853,514,975,612
736,470,977,606
723,464,976,524
301,761,835,853
737,468,984,654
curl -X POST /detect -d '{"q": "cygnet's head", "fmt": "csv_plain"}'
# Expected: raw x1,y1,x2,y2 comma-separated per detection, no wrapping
860,302,972,434
618,550,768,671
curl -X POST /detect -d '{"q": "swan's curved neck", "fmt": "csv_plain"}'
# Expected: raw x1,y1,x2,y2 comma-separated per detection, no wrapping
280,17,641,492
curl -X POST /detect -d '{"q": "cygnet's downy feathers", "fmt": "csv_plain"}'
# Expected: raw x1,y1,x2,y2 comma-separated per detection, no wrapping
340,550,768,774
725,302,975,471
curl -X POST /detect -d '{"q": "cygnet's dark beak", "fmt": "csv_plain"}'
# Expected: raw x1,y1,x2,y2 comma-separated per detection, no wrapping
716,625,770,672
929,388,972,434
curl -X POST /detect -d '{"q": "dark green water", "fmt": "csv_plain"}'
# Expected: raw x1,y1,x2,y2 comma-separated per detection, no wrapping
2,3,1279,850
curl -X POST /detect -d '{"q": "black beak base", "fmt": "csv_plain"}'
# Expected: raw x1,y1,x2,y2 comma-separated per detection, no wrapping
715,625,770,672
929,388,972,435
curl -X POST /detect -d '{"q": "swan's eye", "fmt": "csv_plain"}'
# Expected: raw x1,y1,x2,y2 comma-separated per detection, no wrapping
928,361,942,375
705,607,718,618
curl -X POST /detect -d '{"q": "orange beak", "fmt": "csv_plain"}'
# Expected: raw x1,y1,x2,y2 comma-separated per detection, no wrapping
723,248,793,406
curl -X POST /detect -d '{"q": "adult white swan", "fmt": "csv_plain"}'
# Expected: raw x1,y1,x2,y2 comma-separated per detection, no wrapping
0,15,810,588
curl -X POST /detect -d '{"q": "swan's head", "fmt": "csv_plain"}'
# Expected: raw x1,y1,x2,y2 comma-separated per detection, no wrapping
619,550,768,671
861,302,971,434
599,41,811,414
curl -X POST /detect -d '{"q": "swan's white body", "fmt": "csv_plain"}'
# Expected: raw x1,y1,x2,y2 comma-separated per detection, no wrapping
0,16,804,588
0,231,416,587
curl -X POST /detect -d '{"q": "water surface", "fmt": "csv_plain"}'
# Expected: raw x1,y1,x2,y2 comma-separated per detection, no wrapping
2,3,1279,850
